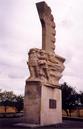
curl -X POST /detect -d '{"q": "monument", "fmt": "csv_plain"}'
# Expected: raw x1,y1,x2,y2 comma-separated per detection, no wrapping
24,1,65,126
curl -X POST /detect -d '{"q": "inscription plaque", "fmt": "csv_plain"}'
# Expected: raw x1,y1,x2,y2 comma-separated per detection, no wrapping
49,99,56,109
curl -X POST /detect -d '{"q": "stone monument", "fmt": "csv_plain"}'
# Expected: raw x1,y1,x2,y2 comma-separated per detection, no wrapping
24,1,65,126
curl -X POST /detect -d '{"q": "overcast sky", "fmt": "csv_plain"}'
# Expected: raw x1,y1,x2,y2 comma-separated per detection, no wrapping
0,0,83,94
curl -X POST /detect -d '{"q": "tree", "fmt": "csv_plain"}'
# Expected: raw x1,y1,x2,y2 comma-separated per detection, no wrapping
79,91,83,105
0,90,24,112
14,95,24,112
0,90,16,112
61,82,79,116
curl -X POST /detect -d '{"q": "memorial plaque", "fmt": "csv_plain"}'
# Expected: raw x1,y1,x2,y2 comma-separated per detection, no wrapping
49,99,56,109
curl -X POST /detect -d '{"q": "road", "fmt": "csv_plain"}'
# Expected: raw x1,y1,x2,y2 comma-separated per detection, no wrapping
0,117,83,128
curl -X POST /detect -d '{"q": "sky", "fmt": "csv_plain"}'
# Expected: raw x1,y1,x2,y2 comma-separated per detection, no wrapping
0,0,83,94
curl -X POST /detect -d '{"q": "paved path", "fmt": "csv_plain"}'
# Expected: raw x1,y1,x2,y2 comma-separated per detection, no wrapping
0,117,83,128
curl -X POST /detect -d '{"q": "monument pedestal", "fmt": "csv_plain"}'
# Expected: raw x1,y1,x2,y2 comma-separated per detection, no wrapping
24,80,62,126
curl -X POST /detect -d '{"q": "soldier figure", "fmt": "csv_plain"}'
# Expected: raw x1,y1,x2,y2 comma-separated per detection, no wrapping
38,50,49,80
28,48,39,79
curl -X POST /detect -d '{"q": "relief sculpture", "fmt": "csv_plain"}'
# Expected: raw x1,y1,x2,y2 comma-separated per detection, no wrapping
28,48,65,86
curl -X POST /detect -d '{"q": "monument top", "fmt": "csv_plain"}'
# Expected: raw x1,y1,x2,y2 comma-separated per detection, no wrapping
26,1,65,86
36,1,56,54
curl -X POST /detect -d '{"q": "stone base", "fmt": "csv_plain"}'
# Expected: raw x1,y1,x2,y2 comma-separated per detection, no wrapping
14,123,62,128
24,80,62,126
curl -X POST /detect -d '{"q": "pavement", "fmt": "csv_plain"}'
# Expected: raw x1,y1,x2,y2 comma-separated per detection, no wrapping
0,117,83,128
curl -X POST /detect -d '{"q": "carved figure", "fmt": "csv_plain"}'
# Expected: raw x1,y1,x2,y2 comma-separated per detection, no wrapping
28,48,50,81
28,48,39,79
38,50,49,80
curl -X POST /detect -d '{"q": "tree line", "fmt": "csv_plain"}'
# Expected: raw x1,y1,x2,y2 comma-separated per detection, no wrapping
0,82,83,115
0,90,24,113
